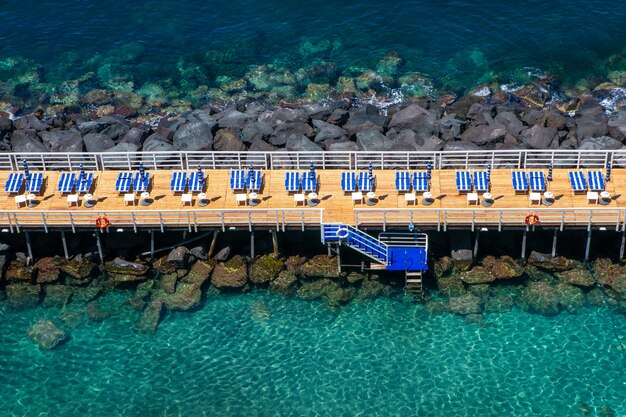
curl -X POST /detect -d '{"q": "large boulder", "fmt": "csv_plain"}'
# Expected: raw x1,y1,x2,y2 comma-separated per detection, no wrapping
83,132,115,152
520,125,558,149
180,259,215,286
296,279,354,307
443,141,482,151
481,256,524,280
494,112,525,138
285,134,323,152
34,257,61,284
342,114,389,135
388,104,439,137
6,283,41,309
575,104,608,140
355,129,395,151
43,285,73,307
555,269,595,287
460,267,496,284
249,255,284,284
216,109,253,129
159,283,202,311
14,115,49,131
211,255,248,289
241,121,273,144
577,136,623,150
104,257,149,284
213,128,247,151
27,319,68,350
299,255,341,279
312,119,347,143
11,129,48,152
460,123,507,146
527,251,572,272
269,270,298,296
592,258,626,299
448,294,482,315
522,281,560,316
59,256,96,285
167,246,190,266
136,299,163,333
173,122,213,151
5,261,36,282
40,129,83,152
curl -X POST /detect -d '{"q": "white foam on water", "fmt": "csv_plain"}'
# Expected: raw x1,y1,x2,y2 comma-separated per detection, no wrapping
599,88,626,114
473,86,491,97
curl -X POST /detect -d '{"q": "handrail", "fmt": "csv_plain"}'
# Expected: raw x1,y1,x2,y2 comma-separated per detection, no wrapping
0,149,621,171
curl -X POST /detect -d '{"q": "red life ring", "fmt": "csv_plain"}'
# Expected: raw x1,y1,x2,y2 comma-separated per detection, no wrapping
525,213,539,226
95,215,110,229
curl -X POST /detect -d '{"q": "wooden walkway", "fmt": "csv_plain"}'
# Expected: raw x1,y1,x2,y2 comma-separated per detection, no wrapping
0,168,624,230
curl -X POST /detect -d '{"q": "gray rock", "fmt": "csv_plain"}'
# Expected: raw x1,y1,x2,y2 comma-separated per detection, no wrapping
241,121,273,144
443,140,482,151
460,123,507,146
495,112,525,138
274,122,314,138
578,136,623,150
260,108,309,127
11,129,48,152
439,114,466,141
520,125,558,149
14,115,49,131
156,117,185,141
39,129,83,152
120,127,147,146
216,110,253,129
27,319,69,350
214,246,230,262
608,111,626,141
285,134,323,152
248,139,278,152
104,142,139,153
576,104,608,140
185,109,216,125
312,119,348,143
326,108,349,125
388,104,439,137
100,122,130,141
356,129,395,151
325,139,359,151
167,246,190,265
213,128,246,151
83,133,115,152
75,120,108,135
189,246,208,260
342,114,389,135
137,299,163,333
142,139,177,153
173,122,213,151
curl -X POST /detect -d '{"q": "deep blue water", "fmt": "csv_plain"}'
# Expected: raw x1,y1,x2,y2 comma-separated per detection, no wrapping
1,291,625,416
0,0,625,104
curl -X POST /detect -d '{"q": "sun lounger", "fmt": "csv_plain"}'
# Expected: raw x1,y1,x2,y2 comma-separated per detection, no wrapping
568,171,586,192
75,173,94,193
133,172,150,192
170,172,187,192
341,172,356,192
230,170,246,190
188,172,204,192
301,172,317,192
587,171,604,191
25,173,44,194
5,172,24,193
413,172,429,192
57,172,75,193
115,172,133,193
358,172,374,192
246,170,262,191
473,171,489,192
512,171,528,193
529,171,546,192
395,172,410,192
456,171,471,192
285,172,300,192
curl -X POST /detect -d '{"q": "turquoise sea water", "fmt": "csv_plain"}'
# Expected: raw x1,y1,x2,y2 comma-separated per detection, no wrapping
0,1,626,105
1,290,624,416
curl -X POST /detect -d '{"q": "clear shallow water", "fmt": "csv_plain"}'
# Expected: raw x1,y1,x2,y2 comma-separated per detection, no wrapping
0,291,624,417
0,0,625,103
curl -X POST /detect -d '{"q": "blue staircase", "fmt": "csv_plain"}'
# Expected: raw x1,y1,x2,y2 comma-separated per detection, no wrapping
322,224,389,264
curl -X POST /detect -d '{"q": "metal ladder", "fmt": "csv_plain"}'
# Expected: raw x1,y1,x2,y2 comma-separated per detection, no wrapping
404,271,424,297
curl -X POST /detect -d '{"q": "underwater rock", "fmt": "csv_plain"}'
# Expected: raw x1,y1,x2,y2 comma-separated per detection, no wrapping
555,269,595,288
81,89,112,105
354,278,390,302
160,272,178,295
6,283,41,309
86,299,112,322
211,255,248,288
448,293,482,315
73,282,104,303
522,281,560,316
460,266,496,284
181,259,215,286
346,272,367,284
481,256,524,280
43,285,73,308
59,308,84,329
436,275,466,298
249,255,284,284
527,251,572,272
6,260,36,282
483,293,514,313
59,256,97,285
27,319,68,350
137,299,163,333
554,283,585,313
159,283,202,311
296,279,354,307
269,270,298,296
593,258,626,299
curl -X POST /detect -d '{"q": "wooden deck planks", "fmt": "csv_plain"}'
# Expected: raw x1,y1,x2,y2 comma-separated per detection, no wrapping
0,168,622,227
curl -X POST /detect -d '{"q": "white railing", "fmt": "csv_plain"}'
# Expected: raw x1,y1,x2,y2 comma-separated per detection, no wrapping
1,149,623,171
0,208,324,233
354,208,626,232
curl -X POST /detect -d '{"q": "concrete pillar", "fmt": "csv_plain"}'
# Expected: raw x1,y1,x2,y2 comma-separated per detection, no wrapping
620,230,626,261
250,230,255,258
473,229,480,258
95,231,104,265
551,229,558,258
271,229,279,257
208,230,219,258
585,229,592,262
61,230,69,259
24,230,33,265
150,229,155,260
521,229,527,260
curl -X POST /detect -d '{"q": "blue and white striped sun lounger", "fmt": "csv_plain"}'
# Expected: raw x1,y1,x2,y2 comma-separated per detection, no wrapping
285,172,300,192
341,172,356,192
456,171,471,192
57,172,76,193
134,172,150,192
587,171,604,191
358,172,374,192
5,173,24,193
529,171,546,192
512,171,528,192
188,172,205,192
473,171,489,192
25,173,43,193
75,173,94,193
115,172,133,193
413,172,429,192
230,170,246,190
301,172,317,192
569,171,586,192
395,172,410,191
246,170,263,191
170,172,187,192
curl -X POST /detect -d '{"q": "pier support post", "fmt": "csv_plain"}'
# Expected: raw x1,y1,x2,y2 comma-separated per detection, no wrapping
521,229,527,260
208,230,219,258
24,230,33,265
620,230,626,261
61,230,69,260
336,245,342,273
95,231,104,265
271,229,279,257
250,230,255,259
585,229,592,262
473,229,480,258
150,229,155,260
551,229,558,258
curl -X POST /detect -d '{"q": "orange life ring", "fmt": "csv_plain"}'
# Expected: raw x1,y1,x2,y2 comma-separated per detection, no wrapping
95,215,110,229
525,213,539,226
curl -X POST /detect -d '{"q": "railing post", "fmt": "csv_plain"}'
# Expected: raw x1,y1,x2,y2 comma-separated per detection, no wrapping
6,212,13,233
41,213,48,233
69,212,75,233
131,212,137,233
221,211,225,232
159,212,164,233
498,210,502,232
560,210,565,231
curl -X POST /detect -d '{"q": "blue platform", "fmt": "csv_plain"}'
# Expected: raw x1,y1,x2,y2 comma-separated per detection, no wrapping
386,247,428,271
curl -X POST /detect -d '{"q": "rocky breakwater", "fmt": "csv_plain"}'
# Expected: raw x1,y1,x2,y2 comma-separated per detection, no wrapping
2,77,626,156
429,251,626,324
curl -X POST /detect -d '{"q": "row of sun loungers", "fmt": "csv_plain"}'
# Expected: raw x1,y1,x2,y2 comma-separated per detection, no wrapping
5,172,44,194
